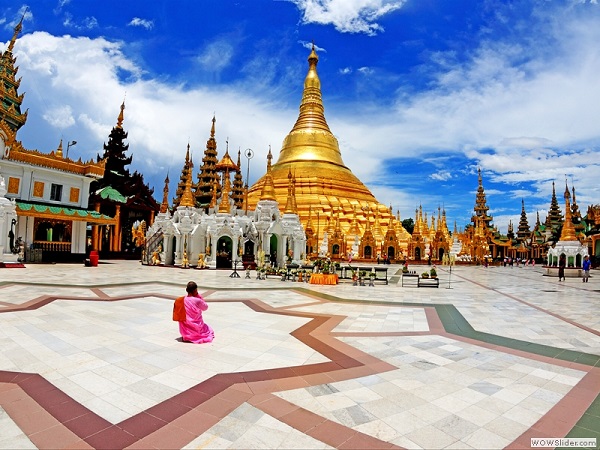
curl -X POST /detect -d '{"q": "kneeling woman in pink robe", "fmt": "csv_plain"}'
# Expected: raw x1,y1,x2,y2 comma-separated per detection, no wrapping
173,281,214,344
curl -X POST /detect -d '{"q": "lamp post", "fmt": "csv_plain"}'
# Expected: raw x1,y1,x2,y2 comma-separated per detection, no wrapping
316,211,320,257
244,148,254,215
66,140,77,159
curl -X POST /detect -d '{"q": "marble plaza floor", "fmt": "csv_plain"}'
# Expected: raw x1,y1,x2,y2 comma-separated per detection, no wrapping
0,261,599,450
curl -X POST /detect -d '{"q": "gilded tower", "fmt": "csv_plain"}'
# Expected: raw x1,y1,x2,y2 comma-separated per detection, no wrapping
246,45,394,258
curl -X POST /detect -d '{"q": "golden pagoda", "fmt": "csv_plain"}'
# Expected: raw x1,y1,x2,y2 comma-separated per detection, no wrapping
246,45,394,259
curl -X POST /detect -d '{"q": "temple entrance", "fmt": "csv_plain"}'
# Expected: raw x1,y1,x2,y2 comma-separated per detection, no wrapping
415,247,421,260
270,235,278,267
332,244,340,256
243,240,256,269
387,246,395,260
438,248,445,261
216,236,233,269
364,246,372,259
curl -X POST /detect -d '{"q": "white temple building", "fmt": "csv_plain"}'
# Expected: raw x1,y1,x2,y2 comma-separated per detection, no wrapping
145,149,305,270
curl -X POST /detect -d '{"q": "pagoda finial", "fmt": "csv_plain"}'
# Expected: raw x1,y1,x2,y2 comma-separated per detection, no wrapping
218,171,231,213
210,115,216,138
559,182,577,241
7,12,25,53
284,168,294,214
179,163,195,208
209,178,218,209
56,139,64,158
260,146,277,201
116,101,125,129
160,172,170,213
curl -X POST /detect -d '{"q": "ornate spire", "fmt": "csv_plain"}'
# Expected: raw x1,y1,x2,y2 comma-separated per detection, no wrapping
472,168,493,228
218,171,232,213
179,162,195,208
559,180,577,241
209,179,218,209
160,173,170,213
284,168,294,213
516,199,530,241
305,205,314,233
195,115,220,210
173,143,193,208
291,170,298,214
7,14,24,53
260,147,277,201
232,149,245,209
0,16,28,133
116,101,125,129
545,181,563,228
56,139,64,158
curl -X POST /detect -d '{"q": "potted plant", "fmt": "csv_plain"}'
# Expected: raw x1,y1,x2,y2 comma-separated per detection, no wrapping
421,271,429,278
402,265,408,274
430,267,437,278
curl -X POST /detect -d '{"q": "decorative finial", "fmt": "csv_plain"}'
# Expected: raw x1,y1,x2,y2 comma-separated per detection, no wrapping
116,101,125,129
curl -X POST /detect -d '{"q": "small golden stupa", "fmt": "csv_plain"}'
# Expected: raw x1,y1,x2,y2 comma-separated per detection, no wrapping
246,45,394,256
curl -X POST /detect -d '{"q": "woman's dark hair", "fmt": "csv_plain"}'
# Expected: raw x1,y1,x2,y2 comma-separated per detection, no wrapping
186,281,198,294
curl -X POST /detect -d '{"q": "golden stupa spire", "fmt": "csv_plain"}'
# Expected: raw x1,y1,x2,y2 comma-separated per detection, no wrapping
160,173,170,213
116,101,125,129
56,139,64,158
219,171,232,213
260,147,277,201
246,45,394,254
559,179,577,241
284,168,294,213
276,43,345,168
179,162,195,207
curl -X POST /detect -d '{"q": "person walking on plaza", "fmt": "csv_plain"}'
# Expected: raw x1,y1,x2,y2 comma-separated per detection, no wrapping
558,254,566,281
582,255,591,283
173,281,214,344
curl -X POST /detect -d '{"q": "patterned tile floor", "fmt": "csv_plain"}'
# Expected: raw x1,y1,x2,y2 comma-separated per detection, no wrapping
0,261,599,449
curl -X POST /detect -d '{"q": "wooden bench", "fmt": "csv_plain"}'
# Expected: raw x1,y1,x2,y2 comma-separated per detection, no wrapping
401,273,419,287
374,267,388,285
417,277,439,288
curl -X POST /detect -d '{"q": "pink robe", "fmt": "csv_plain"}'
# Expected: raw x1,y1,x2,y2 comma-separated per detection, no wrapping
178,294,214,344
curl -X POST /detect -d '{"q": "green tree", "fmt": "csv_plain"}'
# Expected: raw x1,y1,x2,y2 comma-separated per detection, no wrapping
402,218,415,234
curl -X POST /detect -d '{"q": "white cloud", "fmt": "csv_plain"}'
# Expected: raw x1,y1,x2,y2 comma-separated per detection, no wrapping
13,31,293,182
429,171,452,181
128,17,154,30
289,0,406,35
339,67,352,74
196,39,235,74
43,105,75,128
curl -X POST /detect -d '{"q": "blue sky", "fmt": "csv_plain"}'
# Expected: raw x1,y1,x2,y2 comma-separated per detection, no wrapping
2,0,600,232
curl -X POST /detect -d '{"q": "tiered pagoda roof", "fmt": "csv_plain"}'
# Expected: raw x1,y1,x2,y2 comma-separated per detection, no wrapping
195,116,220,210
